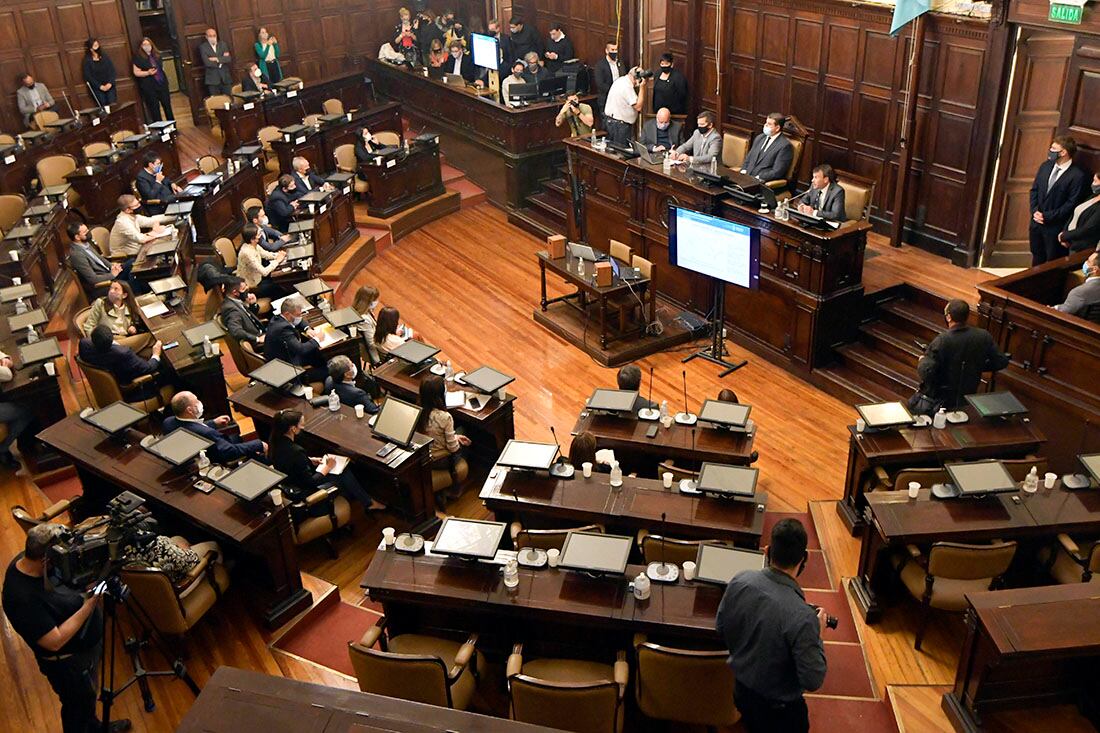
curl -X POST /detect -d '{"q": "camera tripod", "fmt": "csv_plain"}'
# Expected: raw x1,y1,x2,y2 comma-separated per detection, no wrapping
97,577,200,733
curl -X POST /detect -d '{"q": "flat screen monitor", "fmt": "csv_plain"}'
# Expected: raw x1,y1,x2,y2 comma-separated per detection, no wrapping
855,401,915,430
462,366,515,395
372,396,422,448
0,282,35,302
183,320,226,347
508,82,538,102
965,391,1028,419
496,440,558,471
696,463,759,498
587,388,638,413
82,401,145,434
694,544,766,585
388,339,440,366
144,429,213,466
6,307,47,332
324,307,365,330
668,206,760,290
431,517,506,560
537,75,567,98
945,460,1017,497
1078,453,1100,485
294,278,332,298
559,531,633,575
698,399,751,428
470,33,499,70
19,337,61,367
148,276,187,295
215,459,286,502
248,359,303,389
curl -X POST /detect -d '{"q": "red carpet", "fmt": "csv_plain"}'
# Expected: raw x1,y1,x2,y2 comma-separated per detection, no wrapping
807,696,899,733
762,511,822,549
37,473,83,506
272,601,382,677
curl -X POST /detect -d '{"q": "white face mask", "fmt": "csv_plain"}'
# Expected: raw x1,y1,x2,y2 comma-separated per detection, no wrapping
763,124,774,136
142,44,152,53
348,365,358,380
253,69,262,78
369,300,378,311
194,401,204,419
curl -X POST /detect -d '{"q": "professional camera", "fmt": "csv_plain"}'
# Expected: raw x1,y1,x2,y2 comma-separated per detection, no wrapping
45,491,158,589
633,68,655,81
810,604,839,630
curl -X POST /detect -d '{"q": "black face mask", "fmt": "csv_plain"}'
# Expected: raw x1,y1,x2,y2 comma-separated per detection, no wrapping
660,65,671,72
1092,184,1100,195
1048,150,1060,162
698,124,710,133
608,52,618,61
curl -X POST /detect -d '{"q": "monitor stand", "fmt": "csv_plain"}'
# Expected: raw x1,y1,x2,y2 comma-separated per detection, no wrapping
682,275,747,377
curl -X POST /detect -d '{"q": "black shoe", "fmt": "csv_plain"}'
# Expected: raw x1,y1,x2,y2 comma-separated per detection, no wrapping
108,720,132,733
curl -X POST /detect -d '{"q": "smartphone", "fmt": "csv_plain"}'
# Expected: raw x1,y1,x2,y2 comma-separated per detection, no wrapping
163,340,179,350
645,424,659,439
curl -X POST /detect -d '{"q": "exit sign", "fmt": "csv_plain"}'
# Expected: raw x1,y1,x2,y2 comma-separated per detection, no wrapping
1050,1,1084,23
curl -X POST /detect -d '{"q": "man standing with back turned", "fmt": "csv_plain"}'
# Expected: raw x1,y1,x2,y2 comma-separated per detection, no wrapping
716,518,826,733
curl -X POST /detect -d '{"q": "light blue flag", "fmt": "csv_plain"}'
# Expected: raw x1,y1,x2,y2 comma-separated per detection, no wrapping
890,0,930,35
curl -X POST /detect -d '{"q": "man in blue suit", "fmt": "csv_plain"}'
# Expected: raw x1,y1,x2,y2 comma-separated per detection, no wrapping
1029,135,1089,266
163,391,265,463
78,324,164,399
323,355,378,413
264,295,326,381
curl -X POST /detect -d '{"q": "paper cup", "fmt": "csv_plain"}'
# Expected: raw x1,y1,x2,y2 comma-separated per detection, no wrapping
270,488,283,506
44,361,55,376
547,548,560,567
855,418,866,433
497,387,507,401
908,481,920,499
349,325,357,338
582,462,593,478
303,386,314,400
355,404,365,418
9,250,18,261
382,526,396,546
662,472,674,489
1044,472,1057,489
211,342,220,355
12,277,20,286
682,561,696,581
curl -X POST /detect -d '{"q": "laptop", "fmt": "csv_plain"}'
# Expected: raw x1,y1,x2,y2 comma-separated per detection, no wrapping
609,256,642,282
568,242,607,262
631,140,663,165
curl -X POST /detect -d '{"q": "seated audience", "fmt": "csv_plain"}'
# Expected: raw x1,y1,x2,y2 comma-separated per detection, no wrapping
134,152,180,216
521,51,549,84
323,355,378,414
740,112,793,184
640,107,683,153
568,431,615,473
501,59,528,107
235,224,287,299
717,388,740,403
355,127,383,167
1055,252,1100,317
78,324,164,397
617,363,657,412
670,110,721,166
264,295,325,381
796,164,846,222
67,222,133,299
242,62,269,94
17,74,56,128
265,174,298,233
419,374,470,500
109,194,170,258
82,281,138,339
543,23,574,75
373,305,408,358
0,349,31,468
125,534,220,584
352,285,382,364
247,205,291,252
289,156,328,198
163,391,265,463
219,276,265,347
555,94,594,138
1058,172,1100,254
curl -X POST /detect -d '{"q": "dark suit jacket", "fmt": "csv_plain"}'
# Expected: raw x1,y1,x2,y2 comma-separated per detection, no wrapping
804,183,847,222
265,188,295,233
522,65,551,85
257,224,286,252
639,119,683,152
322,377,379,413
220,297,264,346
544,36,574,73
270,438,330,498
741,132,793,183
68,242,114,298
442,53,477,82
1030,160,1089,231
242,72,268,94
1059,198,1100,252
289,171,326,200
503,26,541,64
916,325,1010,408
263,315,319,367
201,40,232,85
1056,277,1100,317
651,67,689,115
77,338,159,386
593,59,625,112
162,416,264,463
134,169,176,215
354,138,380,164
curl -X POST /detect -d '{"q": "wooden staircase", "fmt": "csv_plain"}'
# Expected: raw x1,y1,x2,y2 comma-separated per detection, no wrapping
813,284,949,405
508,171,570,239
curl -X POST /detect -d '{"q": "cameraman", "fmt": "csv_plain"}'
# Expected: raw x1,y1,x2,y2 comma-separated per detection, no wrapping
603,67,647,147
715,518,826,733
2,523,131,732
554,94,593,138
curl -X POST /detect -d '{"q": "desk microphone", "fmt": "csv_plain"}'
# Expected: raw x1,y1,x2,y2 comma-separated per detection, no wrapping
645,511,679,583
61,91,76,119
675,370,697,425
691,427,696,453
638,366,659,420
85,82,105,112
548,425,574,478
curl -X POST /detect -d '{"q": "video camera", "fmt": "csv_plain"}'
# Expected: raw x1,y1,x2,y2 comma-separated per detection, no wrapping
810,604,839,630
46,491,158,590
633,68,655,81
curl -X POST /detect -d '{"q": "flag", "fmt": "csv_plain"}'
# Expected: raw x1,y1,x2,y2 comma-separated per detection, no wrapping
890,0,930,36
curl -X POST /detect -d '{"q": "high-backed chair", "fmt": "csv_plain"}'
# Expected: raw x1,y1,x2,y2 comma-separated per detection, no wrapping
0,193,27,235
239,341,267,372
73,305,152,353
764,135,803,193
334,144,369,197
121,543,230,636
1047,534,1100,584
110,129,135,145
0,133,16,146
284,487,351,557
886,458,1047,493
507,643,628,733
82,141,111,159
721,131,751,170
836,169,876,224
322,98,344,115
896,540,1018,650
510,523,603,552
213,237,237,269
609,239,631,264
373,131,402,147
10,497,79,533
76,355,172,413
203,95,231,139
634,633,738,728
230,83,242,96
258,126,281,175
35,154,80,207
431,454,469,503
218,314,262,376
637,532,718,567
33,110,60,131
87,225,124,264
196,155,220,174
240,197,263,218
348,618,482,710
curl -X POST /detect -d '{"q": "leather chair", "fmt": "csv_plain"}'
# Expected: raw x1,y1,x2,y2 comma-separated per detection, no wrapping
35,154,80,208
203,95,231,140
322,98,344,115
0,133,15,146
721,131,751,170
895,540,1017,649
283,486,351,557
431,452,469,501
205,287,225,322
884,458,1047,493
334,144,369,197
33,110,60,131
110,129,134,145
373,131,402,147
219,315,265,377
656,460,698,482
240,197,263,218
507,643,628,733
82,141,111,159
0,193,27,235
609,239,631,264
258,126,281,175
836,169,876,224
239,341,267,373
348,617,482,710
75,355,173,413
510,522,603,551
213,237,237,269
121,541,230,635
10,497,79,533
1046,534,1100,584
637,532,719,567
196,154,220,174
265,179,279,196
633,633,739,728
73,305,152,353
608,254,653,333
230,83,242,96
764,135,803,193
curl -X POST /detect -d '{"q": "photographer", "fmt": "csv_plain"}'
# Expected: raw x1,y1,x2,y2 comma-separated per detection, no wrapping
604,67,648,147
554,94,593,138
715,518,826,733
2,524,131,732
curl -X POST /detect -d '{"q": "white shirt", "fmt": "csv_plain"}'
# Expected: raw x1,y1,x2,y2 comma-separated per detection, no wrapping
1049,158,1071,188
606,58,620,82
451,54,462,75
604,76,639,124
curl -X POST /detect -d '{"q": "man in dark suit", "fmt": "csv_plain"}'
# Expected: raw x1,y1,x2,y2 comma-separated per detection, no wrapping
640,107,683,153
246,205,291,252
67,222,129,300
1055,252,1100,318
288,157,328,200
617,363,658,413
443,40,477,82
543,23,574,75
502,17,541,65
521,52,550,84
134,152,180,216
796,163,847,222
741,112,793,186
264,295,326,381
910,299,1010,414
1030,135,1089,266
323,355,379,413
164,391,265,463
219,277,265,347
78,324,164,398
265,175,298,233
200,27,232,96
593,42,625,123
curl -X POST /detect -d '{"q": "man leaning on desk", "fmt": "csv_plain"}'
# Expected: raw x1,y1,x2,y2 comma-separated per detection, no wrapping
109,194,172,258
288,157,329,200
640,108,683,154
264,295,327,382
668,110,722,166
795,164,846,222
164,391,266,463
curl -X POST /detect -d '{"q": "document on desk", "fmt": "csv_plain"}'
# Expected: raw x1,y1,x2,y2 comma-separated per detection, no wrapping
325,454,350,475
445,390,466,409
312,323,347,348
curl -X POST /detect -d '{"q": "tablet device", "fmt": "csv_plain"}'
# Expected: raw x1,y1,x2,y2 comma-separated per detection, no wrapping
372,396,422,448
215,459,286,502
945,460,1017,497
183,320,226,347
696,463,759,498
144,429,213,466
699,399,751,428
249,358,304,389
82,402,146,434
388,339,440,366
496,440,558,471
855,401,915,429
461,366,514,395
965,391,1028,419
587,388,638,413
694,544,766,585
18,337,62,367
431,518,506,560
559,531,633,576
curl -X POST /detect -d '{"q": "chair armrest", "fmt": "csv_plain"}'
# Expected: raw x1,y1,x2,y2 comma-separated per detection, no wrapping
448,633,479,680
1058,533,1084,561
336,164,355,174
118,373,155,396
872,466,891,488
42,498,75,520
613,650,629,699
632,632,647,649
509,521,522,546
92,278,114,289
506,642,524,678
173,549,217,593
358,620,385,649
303,487,336,506
906,544,923,560
765,179,787,190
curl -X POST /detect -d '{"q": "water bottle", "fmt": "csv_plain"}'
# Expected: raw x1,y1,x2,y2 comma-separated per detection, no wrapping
196,450,210,470
25,325,37,343
932,408,947,429
590,128,597,147
13,297,26,315
709,157,718,175
202,334,213,357
444,359,454,381
1023,466,1039,494
632,571,651,600
609,461,623,488
662,150,672,172
659,400,670,421
503,558,519,589
328,389,340,412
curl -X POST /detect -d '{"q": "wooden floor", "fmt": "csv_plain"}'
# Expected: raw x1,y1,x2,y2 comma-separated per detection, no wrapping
0,114,1025,731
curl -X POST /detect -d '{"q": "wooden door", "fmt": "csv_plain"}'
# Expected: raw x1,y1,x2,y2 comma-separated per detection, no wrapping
981,29,1074,267
169,0,223,125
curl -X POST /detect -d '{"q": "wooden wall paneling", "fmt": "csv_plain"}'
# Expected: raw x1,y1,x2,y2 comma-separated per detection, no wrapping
1059,36,1100,169
526,0,636,70
644,0,668,68
665,0,700,116
171,0,223,124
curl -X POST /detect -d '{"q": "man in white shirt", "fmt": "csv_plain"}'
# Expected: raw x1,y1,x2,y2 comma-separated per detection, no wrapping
604,68,646,147
109,194,171,258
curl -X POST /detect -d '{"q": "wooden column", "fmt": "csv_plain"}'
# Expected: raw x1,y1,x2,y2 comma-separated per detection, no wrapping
890,14,927,248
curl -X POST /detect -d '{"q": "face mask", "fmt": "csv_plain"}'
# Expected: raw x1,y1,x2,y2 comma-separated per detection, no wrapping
24,81,33,89
660,65,671,72
153,163,162,174
608,52,617,60
253,69,262,77
1048,150,1060,162
698,124,710,133
369,300,378,311
142,44,152,53
1084,262,1093,277
194,401,204,419
260,215,269,226
291,316,303,327
348,365,358,380
1091,184,1100,195
763,125,774,136
657,122,669,130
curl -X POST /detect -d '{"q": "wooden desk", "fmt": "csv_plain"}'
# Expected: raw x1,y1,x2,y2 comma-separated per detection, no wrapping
178,159,265,254
566,138,870,373
365,58,584,209
358,142,445,218
64,131,181,224
836,408,1046,534
538,250,655,349
178,666,549,733
942,584,1100,733
268,103,403,175
372,358,516,464
229,383,436,531
292,188,358,270
0,102,143,196
130,223,194,284
37,415,310,628
480,468,766,547
0,199,67,315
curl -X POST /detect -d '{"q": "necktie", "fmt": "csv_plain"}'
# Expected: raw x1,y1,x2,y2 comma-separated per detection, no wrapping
1048,164,1063,190
819,187,827,211
761,135,773,155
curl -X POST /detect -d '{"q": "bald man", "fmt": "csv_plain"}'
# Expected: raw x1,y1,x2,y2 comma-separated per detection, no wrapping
162,390,266,463
640,107,683,154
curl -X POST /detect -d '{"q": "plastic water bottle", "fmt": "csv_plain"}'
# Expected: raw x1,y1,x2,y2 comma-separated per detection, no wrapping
13,297,26,315
25,325,37,343
590,128,597,147
932,408,947,429
503,558,519,589
709,157,718,175
632,571,651,600
444,360,454,381
659,400,670,421
196,450,210,470
202,334,213,357
609,461,623,488
1023,466,1039,494
328,389,340,412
